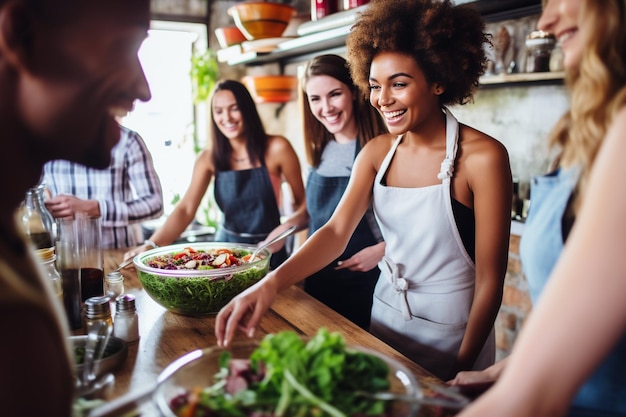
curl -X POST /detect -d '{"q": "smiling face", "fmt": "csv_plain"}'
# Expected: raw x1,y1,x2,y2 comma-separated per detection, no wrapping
14,0,152,169
368,51,442,135
305,75,357,142
538,0,584,70
212,89,246,140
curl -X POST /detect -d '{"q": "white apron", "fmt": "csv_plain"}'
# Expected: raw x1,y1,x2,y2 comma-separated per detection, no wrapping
371,108,495,380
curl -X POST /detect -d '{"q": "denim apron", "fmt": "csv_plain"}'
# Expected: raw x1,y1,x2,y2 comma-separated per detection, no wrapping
521,167,626,416
303,140,381,330
371,108,495,380
214,167,287,270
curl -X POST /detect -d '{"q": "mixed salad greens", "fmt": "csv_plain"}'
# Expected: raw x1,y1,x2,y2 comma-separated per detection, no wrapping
170,328,395,417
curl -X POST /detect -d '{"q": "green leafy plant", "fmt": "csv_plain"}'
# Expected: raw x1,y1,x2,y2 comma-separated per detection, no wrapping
190,48,219,103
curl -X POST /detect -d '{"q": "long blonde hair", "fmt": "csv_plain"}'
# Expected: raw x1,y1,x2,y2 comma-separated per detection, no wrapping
548,0,626,210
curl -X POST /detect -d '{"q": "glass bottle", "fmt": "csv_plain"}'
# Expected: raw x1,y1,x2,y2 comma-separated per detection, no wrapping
113,294,139,344
35,247,63,304
56,217,82,330
22,183,55,250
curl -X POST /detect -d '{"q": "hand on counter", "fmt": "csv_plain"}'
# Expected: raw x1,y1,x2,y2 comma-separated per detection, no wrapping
215,274,280,347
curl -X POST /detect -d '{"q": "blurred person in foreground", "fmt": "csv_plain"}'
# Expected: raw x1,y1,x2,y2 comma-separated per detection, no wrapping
453,0,626,416
0,0,151,415
43,124,164,249
216,0,512,381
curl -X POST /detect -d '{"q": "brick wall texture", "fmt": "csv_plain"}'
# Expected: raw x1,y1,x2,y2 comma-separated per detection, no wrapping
495,234,532,360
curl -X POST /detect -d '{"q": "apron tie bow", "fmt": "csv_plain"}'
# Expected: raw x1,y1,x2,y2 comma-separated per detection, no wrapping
380,256,412,321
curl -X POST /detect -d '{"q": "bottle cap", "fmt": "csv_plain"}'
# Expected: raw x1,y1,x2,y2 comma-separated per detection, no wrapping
106,271,124,282
116,294,136,313
36,247,56,262
84,296,111,319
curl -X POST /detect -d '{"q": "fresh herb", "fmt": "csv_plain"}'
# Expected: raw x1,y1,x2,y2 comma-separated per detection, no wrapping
170,328,393,417
74,345,115,365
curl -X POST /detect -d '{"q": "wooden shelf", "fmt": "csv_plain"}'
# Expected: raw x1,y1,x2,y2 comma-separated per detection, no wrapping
479,71,565,86
224,24,351,67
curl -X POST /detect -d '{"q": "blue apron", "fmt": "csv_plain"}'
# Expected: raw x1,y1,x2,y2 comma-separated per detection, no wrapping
521,167,626,416
214,167,287,270
303,141,381,330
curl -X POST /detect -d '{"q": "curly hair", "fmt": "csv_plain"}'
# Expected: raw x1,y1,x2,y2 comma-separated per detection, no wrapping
547,0,626,212
208,80,269,172
346,0,490,106
299,54,387,167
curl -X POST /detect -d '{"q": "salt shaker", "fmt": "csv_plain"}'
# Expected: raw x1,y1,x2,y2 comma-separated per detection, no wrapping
114,294,139,344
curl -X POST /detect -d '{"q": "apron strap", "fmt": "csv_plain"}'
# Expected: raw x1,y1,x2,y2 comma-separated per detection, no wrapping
437,107,460,182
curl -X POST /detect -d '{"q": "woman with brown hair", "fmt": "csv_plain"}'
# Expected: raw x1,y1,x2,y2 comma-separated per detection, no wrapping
296,54,387,330
126,80,306,270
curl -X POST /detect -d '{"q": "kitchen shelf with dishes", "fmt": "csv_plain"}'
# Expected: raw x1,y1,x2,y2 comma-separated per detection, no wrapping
479,71,565,86
216,1,557,88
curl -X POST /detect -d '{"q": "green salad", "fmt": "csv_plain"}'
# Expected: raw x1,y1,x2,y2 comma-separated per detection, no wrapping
137,246,270,315
169,328,395,417
139,266,266,315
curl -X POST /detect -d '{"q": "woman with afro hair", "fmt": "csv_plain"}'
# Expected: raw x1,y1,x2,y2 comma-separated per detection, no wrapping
216,0,512,381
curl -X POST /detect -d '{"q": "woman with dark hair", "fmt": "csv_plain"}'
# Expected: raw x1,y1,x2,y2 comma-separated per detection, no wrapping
294,54,387,329
127,80,306,269
216,0,512,381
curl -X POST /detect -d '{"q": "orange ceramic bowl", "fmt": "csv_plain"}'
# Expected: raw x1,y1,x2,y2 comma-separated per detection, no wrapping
228,2,296,41
242,75,297,103
214,26,247,49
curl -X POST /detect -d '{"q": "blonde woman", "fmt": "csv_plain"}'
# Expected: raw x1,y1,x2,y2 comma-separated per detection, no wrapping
453,0,626,415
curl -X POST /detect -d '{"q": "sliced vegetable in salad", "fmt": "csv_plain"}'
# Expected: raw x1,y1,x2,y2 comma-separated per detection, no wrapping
145,247,256,270
169,328,395,417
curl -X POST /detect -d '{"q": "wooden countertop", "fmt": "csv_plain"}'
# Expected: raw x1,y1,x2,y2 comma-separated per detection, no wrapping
93,249,458,416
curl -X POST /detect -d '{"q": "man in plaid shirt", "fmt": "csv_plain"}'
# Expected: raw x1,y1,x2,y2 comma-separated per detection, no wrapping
44,125,163,249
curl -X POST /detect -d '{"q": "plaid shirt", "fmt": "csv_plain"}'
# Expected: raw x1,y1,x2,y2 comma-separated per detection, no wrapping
43,126,163,249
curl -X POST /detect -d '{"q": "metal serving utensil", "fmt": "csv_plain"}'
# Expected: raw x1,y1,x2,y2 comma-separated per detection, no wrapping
357,381,470,410
249,225,297,262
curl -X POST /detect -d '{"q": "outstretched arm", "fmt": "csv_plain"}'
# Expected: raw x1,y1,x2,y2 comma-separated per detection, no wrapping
215,139,384,346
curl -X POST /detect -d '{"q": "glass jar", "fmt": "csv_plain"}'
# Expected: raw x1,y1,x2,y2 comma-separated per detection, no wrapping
105,271,125,300
525,30,556,73
311,0,338,21
21,183,55,250
35,247,63,304
343,0,369,9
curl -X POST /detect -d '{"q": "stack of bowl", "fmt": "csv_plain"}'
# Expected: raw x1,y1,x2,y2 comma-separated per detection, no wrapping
227,2,296,41
214,26,247,49
242,75,298,104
